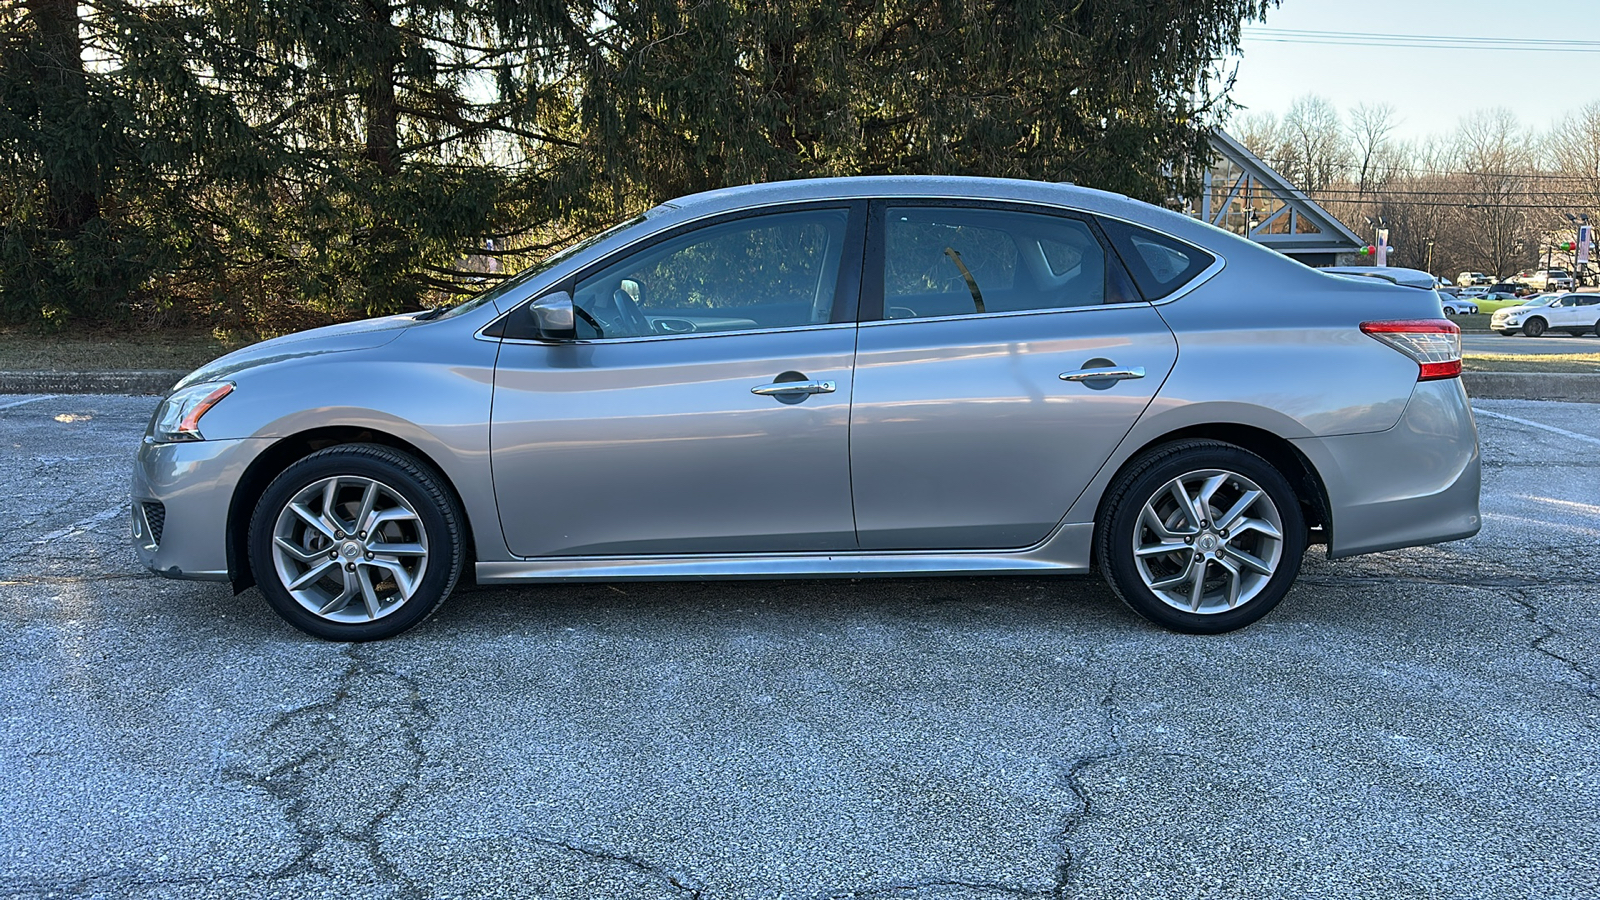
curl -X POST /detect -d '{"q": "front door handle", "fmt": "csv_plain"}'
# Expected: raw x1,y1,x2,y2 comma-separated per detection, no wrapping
1060,366,1145,383
751,380,836,396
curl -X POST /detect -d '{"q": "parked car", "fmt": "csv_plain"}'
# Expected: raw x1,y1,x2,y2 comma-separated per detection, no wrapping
1486,282,1532,299
1458,286,1490,300
132,177,1481,640
1440,297,1479,315
1490,292,1600,336
1456,271,1492,286
1519,269,1576,292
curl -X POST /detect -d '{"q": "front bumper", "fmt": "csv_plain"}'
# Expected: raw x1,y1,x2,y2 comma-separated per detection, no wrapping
1292,378,1481,559
131,437,269,581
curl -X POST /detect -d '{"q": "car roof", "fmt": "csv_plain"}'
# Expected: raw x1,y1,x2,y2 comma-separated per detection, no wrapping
648,175,1252,257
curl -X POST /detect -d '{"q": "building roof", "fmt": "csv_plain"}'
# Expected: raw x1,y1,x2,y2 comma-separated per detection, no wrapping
1201,129,1365,256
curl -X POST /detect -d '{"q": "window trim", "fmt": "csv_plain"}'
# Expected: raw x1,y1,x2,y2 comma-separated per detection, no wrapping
860,198,1147,324
488,200,868,344
1095,215,1218,301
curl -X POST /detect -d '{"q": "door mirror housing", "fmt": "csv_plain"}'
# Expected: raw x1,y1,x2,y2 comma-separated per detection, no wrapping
530,292,576,341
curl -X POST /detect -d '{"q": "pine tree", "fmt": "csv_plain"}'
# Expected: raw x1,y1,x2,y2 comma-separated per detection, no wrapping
576,0,1275,206
1,1,275,326
205,0,592,316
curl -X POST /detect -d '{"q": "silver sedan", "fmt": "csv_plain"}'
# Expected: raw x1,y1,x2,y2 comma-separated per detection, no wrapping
132,177,1481,639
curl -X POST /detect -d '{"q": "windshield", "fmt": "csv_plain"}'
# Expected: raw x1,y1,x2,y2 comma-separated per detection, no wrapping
431,214,652,320
1522,295,1558,307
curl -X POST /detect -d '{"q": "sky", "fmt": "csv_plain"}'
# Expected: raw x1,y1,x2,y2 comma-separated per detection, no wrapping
1225,0,1600,141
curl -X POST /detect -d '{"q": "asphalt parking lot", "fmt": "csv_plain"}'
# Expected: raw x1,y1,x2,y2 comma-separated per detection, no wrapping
2,393,1596,900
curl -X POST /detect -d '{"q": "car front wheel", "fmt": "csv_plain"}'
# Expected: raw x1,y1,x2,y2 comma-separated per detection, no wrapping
248,443,465,641
1523,317,1547,337
1097,440,1307,634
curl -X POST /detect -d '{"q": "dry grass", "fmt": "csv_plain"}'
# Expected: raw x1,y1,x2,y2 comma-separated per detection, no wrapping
1462,351,1600,374
0,329,254,372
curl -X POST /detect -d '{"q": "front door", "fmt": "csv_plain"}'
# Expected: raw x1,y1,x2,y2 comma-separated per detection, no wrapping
849,202,1181,550
491,204,865,557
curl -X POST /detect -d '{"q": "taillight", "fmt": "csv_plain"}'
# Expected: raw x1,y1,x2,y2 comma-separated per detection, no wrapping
1360,319,1462,381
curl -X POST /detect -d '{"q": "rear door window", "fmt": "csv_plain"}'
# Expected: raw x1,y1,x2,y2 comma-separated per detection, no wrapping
1096,217,1216,300
879,206,1140,320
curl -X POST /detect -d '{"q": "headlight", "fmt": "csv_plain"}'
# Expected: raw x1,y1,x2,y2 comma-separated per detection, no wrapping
151,382,234,443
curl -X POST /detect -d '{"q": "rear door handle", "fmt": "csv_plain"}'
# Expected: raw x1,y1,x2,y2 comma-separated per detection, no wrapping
751,380,836,396
1060,366,1145,383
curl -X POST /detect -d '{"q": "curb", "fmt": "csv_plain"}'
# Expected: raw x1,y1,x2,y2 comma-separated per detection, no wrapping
1462,372,1600,403
3,369,1597,403
0,370,185,396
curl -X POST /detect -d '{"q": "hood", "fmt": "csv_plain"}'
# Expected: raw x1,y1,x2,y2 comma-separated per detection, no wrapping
174,314,418,390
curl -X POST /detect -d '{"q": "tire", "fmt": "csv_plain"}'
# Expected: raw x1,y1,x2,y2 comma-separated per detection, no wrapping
248,443,465,641
1497,330,1516,336
1096,440,1307,634
1593,320,1600,337
1524,317,1547,337
1443,308,1457,317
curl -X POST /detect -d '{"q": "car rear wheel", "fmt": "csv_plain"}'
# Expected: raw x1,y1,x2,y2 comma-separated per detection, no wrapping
1524,317,1547,337
248,443,465,641
1097,440,1306,634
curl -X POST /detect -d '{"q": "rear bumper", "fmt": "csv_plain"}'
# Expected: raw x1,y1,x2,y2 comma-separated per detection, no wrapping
131,437,268,581
1293,378,1481,559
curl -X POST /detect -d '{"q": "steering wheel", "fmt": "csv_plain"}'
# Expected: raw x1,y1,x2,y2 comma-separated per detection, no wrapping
612,287,652,336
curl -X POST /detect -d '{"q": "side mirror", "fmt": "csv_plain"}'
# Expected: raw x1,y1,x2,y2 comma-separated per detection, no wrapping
530,292,575,341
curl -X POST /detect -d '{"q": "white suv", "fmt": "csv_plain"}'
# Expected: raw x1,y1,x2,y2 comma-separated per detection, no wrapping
1456,271,1492,286
1490,293,1600,337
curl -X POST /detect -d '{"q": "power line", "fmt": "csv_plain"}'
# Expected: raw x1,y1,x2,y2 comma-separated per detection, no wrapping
1291,188,1595,199
1226,161,1599,182
1240,27,1600,53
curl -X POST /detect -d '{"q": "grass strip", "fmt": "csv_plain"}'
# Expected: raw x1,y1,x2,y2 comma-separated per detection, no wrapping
0,330,251,372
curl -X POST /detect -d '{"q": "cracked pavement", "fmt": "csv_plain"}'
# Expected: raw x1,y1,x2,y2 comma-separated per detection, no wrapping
1,394,1596,899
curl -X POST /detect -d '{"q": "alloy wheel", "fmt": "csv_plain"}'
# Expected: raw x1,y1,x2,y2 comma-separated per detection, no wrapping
270,475,429,623
1131,468,1285,615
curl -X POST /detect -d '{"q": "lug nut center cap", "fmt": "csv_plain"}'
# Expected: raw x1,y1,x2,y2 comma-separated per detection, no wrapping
340,540,364,559
1197,534,1220,553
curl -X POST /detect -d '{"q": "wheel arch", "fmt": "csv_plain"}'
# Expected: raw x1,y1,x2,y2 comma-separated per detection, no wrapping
226,427,476,594
1090,422,1332,562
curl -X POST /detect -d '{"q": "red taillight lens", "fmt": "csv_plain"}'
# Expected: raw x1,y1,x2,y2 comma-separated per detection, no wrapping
1360,319,1462,381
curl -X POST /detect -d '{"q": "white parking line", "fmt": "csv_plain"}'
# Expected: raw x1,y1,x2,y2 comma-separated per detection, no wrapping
34,503,129,545
0,395,58,411
1472,407,1600,447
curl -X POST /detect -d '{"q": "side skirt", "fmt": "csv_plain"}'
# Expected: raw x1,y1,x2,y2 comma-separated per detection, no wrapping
475,523,1094,583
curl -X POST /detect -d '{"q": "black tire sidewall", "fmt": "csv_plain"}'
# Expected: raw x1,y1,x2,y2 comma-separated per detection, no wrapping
248,446,462,641
1102,444,1307,634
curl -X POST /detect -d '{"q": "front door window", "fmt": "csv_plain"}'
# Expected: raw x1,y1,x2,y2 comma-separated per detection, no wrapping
572,209,852,338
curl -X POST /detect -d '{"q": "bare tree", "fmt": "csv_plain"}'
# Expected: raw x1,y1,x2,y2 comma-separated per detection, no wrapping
1455,108,1536,278
1349,103,1399,195
1549,101,1600,218
1281,94,1347,192
1235,111,1286,167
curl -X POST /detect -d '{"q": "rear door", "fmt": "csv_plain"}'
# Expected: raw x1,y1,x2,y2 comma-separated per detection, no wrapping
1556,293,1600,330
847,202,1184,550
